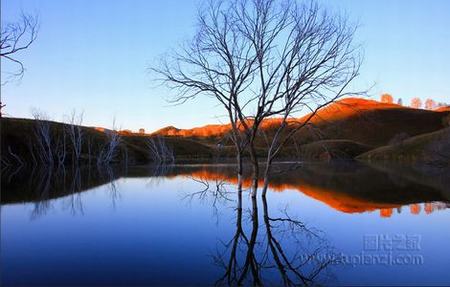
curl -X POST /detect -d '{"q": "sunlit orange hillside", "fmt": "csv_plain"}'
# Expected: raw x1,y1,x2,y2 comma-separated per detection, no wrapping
152,97,450,147
172,166,449,216
302,97,403,123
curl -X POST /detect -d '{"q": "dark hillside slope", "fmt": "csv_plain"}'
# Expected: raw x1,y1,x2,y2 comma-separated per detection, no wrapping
358,127,450,166
1,117,214,166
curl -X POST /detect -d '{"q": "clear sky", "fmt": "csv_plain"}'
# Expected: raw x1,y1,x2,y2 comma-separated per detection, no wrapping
1,0,449,132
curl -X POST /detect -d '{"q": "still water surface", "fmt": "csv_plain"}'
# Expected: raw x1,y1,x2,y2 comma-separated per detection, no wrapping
2,163,450,286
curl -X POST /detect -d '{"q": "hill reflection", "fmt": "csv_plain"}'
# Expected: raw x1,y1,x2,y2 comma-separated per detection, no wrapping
2,162,449,217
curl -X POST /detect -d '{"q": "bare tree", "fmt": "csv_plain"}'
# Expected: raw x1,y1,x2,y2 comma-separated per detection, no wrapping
145,136,175,164
228,0,362,196
97,119,121,166
153,0,260,187
65,110,84,164
1,13,39,85
156,0,362,197
55,126,67,166
31,109,54,165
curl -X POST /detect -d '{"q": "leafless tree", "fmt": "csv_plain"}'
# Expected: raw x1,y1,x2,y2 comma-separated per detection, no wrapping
31,109,54,165
65,110,84,164
145,136,175,164
228,0,362,196
55,127,67,166
153,0,260,187
156,0,362,197
97,119,121,165
1,13,39,86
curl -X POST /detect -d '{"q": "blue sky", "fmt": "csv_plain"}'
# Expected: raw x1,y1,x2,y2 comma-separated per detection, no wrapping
2,0,449,132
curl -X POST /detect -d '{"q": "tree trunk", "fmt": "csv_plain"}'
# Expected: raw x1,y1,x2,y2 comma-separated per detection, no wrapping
249,144,259,198
262,159,272,197
236,151,243,191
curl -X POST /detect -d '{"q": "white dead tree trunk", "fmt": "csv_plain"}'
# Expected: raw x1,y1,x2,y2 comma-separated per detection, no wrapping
55,128,67,166
146,136,175,164
97,119,121,166
65,110,84,164
31,109,54,165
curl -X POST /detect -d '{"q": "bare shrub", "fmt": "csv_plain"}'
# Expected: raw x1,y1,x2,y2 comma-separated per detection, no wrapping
146,136,175,164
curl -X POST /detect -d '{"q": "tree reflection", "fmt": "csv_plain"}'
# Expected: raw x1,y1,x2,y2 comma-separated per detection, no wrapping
2,165,123,218
183,175,234,225
213,180,335,286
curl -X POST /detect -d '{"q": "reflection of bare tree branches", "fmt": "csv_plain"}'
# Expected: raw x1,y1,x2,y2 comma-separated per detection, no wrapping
183,175,234,225
214,182,335,286
2,165,130,218
145,164,174,187
184,176,232,203
61,167,84,215
261,197,334,286
30,168,54,219
213,188,253,286
98,166,121,209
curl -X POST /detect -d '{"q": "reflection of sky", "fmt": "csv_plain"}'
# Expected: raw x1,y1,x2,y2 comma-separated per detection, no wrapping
2,176,450,285
2,0,449,131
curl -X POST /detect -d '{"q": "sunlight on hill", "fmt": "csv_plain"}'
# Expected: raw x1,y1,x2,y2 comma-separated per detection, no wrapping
180,168,448,217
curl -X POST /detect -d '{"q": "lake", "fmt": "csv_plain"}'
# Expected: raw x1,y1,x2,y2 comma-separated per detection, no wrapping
2,162,450,286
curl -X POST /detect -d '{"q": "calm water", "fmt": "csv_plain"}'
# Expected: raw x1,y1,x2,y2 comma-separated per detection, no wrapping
2,163,450,286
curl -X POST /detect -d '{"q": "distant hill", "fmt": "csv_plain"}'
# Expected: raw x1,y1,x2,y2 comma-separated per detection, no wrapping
2,98,449,166
152,98,450,148
358,127,450,167
296,98,449,146
435,106,450,112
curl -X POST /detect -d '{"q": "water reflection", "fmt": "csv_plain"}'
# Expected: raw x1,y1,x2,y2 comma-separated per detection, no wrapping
3,162,449,217
213,188,335,286
2,162,450,285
